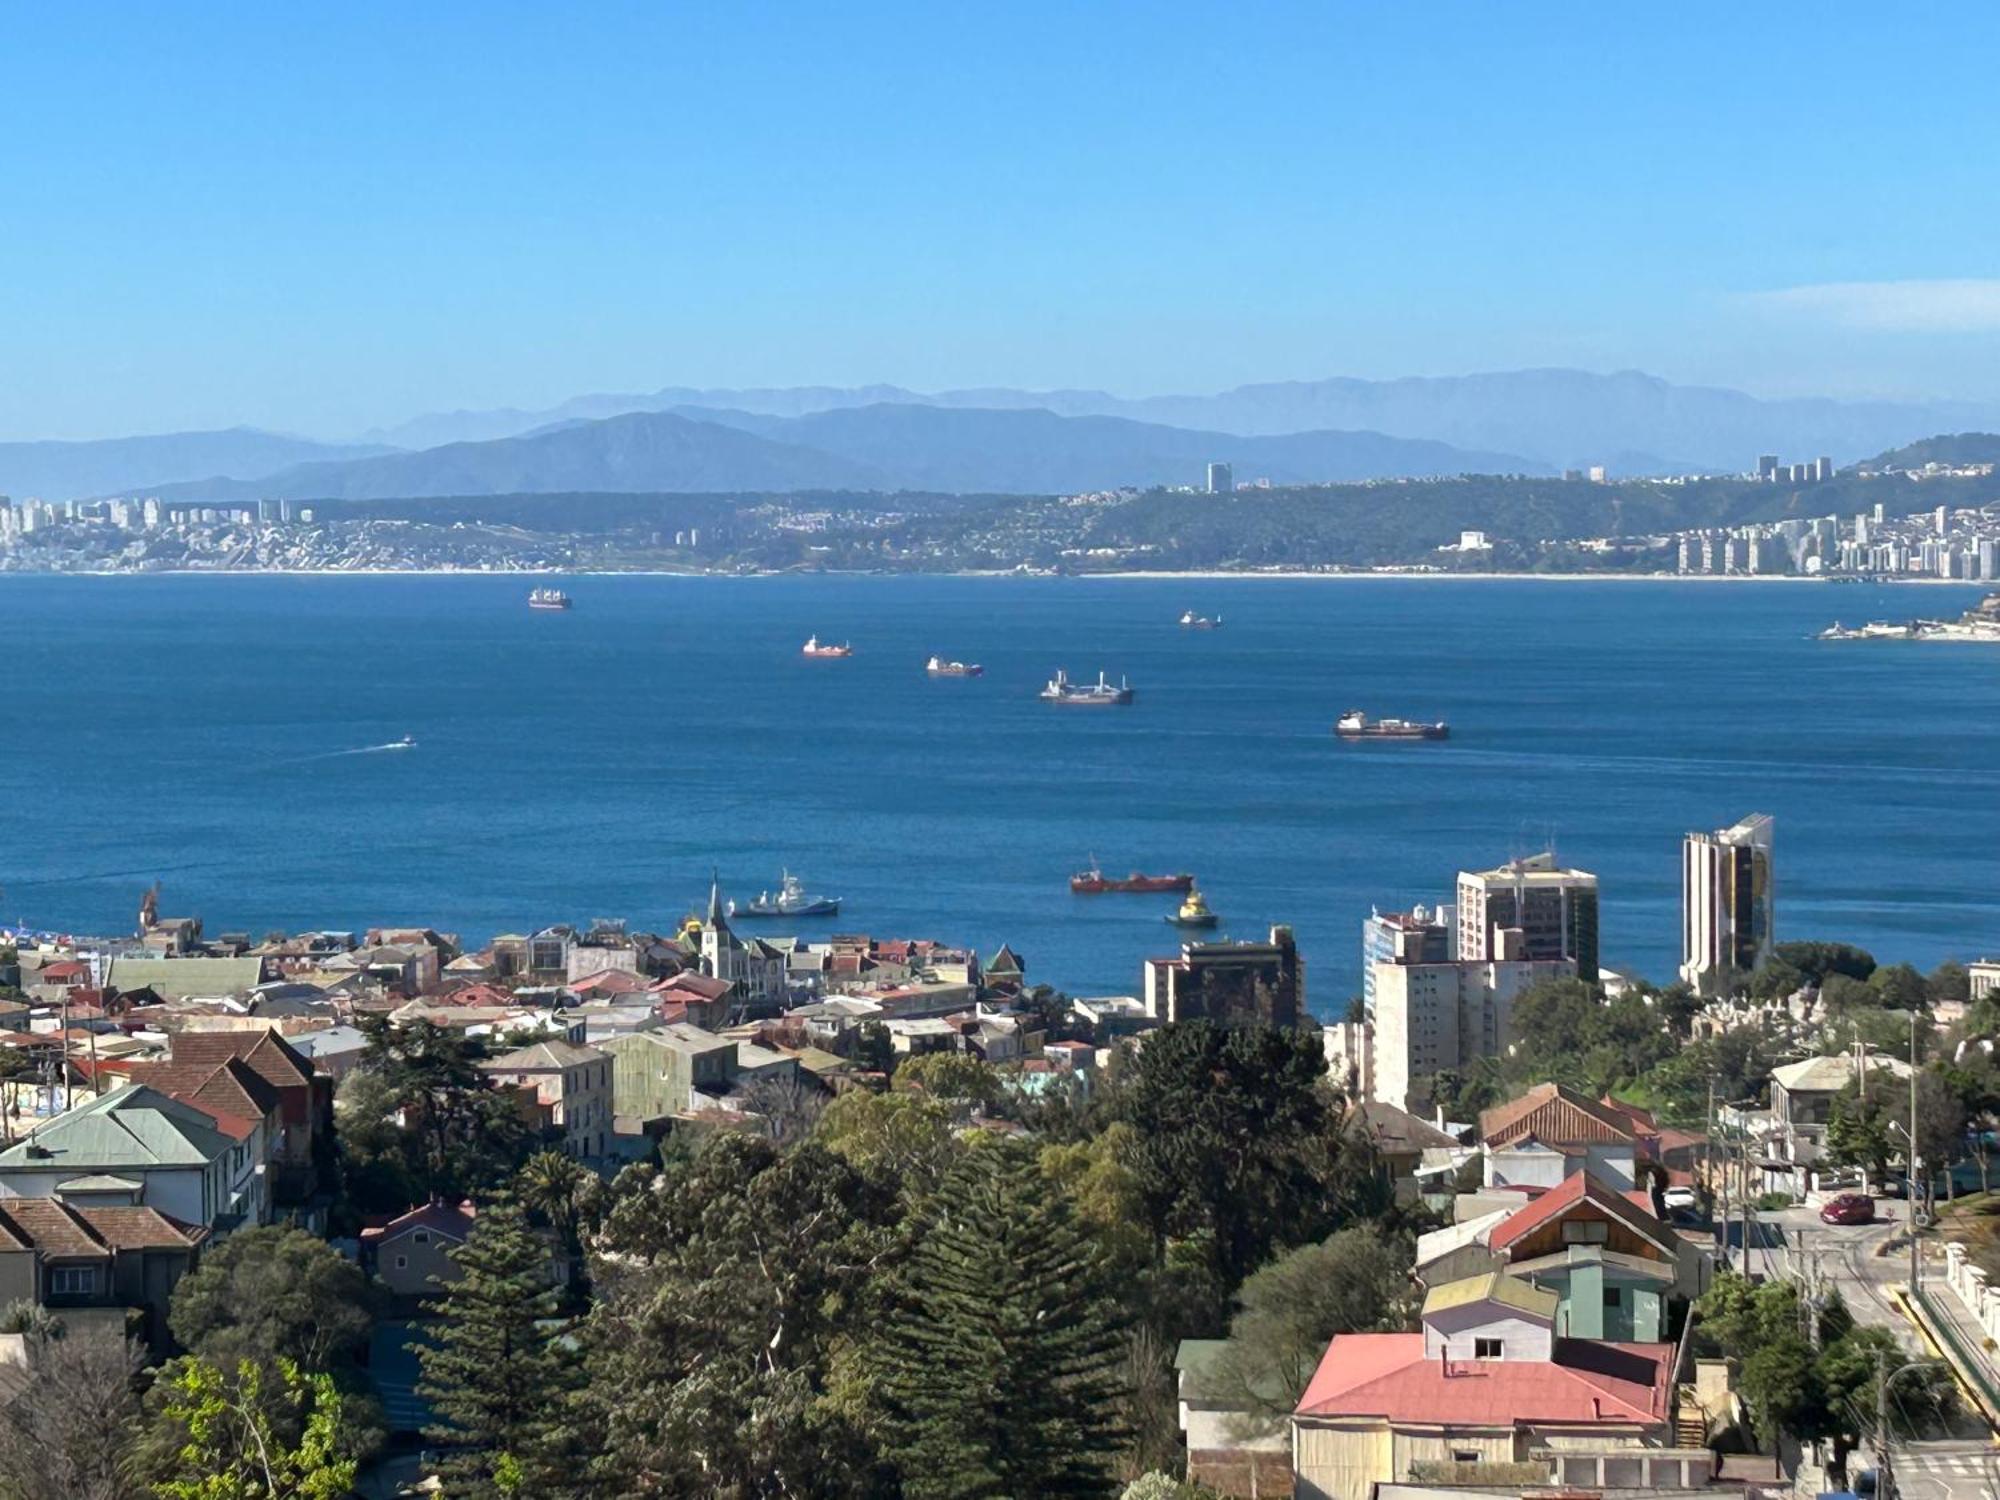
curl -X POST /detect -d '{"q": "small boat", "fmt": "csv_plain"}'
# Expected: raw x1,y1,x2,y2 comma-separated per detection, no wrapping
1071,861,1195,895
730,871,841,919
1178,610,1222,629
1334,710,1448,741
926,656,985,678
1165,887,1219,929
1041,669,1134,706
528,587,572,611
802,635,854,659
387,735,416,750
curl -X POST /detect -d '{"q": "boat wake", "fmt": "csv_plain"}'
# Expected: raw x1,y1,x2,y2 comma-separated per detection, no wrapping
267,738,417,767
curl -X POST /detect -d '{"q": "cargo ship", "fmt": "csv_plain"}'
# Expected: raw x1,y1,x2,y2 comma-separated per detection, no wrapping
1070,862,1196,895
730,871,841,919
1334,710,1448,741
528,588,572,611
926,656,985,677
1165,887,1219,929
1041,669,1134,705
1178,610,1223,629
802,635,854,659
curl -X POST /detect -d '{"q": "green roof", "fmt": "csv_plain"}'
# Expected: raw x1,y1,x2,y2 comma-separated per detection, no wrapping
0,1084,233,1170
1421,1270,1558,1323
106,956,266,998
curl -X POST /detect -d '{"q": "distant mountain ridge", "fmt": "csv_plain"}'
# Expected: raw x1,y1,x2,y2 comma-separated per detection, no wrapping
0,428,392,504
136,403,1540,503
364,369,2000,472
1863,431,2000,469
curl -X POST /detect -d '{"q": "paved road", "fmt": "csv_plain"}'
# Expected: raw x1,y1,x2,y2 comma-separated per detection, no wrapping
1888,1438,2000,1500
1742,1205,1919,1340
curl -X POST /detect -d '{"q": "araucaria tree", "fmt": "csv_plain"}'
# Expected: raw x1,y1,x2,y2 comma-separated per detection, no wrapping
416,1199,582,1499
874,1138,1131,1499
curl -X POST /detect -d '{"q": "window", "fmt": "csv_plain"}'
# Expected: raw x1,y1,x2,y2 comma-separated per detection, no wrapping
1604,1286,1622,1308
1473,1337,1503,1359
413,1231,429,1244
50,1265,97,1296
395,1255,408,1269
1451,1450,1480,1465
1561,1219,1610,1245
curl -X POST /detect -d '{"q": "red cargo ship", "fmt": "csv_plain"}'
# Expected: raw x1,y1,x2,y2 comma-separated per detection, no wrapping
1070,862,1196,895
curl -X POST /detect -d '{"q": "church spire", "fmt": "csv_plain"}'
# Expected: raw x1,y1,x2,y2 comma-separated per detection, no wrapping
707,868,726,931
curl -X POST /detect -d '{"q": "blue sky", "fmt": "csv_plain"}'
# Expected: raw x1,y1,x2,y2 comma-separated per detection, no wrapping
4,3,1999,439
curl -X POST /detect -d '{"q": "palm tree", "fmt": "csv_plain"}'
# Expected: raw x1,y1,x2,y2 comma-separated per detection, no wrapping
513,1150,594,1299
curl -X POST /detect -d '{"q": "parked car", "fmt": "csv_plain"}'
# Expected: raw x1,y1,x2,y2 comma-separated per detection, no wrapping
1819,1193,1876,1225
1662,1185,1699,1211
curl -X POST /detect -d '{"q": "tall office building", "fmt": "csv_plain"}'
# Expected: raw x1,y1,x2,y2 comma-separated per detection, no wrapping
1455,852,1599,981
1815,456,1833,482
1205,461,1233,495
1143,925,1305,1029
1756,455,1779,481
1680,813,1775,995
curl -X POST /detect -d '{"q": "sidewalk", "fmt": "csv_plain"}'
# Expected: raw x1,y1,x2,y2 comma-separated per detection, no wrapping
1901,1270,2000,1426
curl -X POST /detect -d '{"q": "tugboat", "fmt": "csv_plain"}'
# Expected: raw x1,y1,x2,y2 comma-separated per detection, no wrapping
528,587,572,611
1071,860,1195,894
1178,610,1222,629
1334,709,1449,741
1165,887,1219,929
802,635,854,659
926,656,985,677
730,871,841,919
1041,669,1135,706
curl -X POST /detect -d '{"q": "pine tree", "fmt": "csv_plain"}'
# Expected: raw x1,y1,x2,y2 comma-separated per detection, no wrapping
416,1199,583,1499
874,1138,1131,1500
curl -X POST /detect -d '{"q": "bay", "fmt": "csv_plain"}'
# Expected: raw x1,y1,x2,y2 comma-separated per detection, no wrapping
2,573,1996,1012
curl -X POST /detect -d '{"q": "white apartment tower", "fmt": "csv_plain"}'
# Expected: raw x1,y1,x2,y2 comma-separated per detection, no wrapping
1680,813,1775,996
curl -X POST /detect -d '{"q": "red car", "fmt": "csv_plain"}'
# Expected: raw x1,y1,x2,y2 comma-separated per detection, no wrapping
1819,1193,1876,1225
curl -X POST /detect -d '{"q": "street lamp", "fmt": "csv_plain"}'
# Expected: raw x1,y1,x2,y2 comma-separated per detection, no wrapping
1874,1356,1944,1500
1888,1120,1924,1294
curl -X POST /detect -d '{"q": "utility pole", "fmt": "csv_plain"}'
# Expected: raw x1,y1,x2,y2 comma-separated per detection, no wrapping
1877,1348,1893,1500
1909,1007,1922,1297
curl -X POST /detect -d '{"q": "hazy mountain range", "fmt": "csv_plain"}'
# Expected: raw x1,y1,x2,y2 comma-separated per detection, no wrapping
5,368,1997,504
362,368,2000,473
135,405,1540,505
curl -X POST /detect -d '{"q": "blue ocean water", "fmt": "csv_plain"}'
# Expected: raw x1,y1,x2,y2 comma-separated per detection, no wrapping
2,573,1996,1011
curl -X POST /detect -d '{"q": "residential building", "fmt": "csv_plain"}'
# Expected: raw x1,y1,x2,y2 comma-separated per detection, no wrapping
601,1023,738,1120
1343,1100,1460,1205
0,1084,255,1232
150,1030,332,1206
1455,853,1598,981
1417,1172,1707,1340
0,1197,207,1350
1142,925,1305,1028
1174,1338,1291,1498
1679,813,1774,995
478,1038,612,1160
1291,1271,1674,1500
1478,1083,1641,1190
104,955,268,1000
1368,951,1575,1112
1206,461,1233,495
1768,1050,1911,1179
360,1200,477,1300
1360,906,1450,1018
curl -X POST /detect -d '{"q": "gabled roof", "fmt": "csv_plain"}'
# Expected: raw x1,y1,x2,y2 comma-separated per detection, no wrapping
0,1084,235,1170
984,943,1024,974
167,1031,316,1091
1422,1270,1558,1324
1295,1334,1672,1426
1480,1083,1637,1150
125,1056,283,1133
360,1199,477,1246
656,972,731,1001
0,1197,204,1256
481,1038,606,1071
1485,1171,1674,1255
104,956,267,999
1772,1051,1911,1093
1347,1099,1460,1154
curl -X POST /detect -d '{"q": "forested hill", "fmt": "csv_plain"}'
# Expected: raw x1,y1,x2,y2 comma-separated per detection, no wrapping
1864,431,2000,470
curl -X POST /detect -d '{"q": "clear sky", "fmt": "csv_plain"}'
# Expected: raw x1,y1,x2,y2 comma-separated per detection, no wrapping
5,3,2000,439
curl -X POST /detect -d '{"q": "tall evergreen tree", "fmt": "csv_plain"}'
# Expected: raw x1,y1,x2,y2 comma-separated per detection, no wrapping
874,1138,1130,1500
416,1200,582,1499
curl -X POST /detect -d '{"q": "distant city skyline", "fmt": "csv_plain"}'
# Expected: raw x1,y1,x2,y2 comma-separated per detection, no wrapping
7,5,2000,439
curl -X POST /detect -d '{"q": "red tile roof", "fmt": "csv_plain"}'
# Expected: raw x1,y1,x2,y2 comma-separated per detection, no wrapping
1296,1333,1672,1426
169,1030,316,1091
359,1199,478,1245
1480,1084,1637,1150
1486,1172,1675,1255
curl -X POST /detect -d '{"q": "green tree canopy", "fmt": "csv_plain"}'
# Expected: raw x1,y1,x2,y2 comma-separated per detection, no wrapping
148,1357,358,1500
872,1137,1131,1500
168,1225,377,1376
1776,942,1877,985
417,1200,582,1499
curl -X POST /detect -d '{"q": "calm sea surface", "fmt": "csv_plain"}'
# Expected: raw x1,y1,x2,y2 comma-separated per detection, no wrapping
3,573,1996,1011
